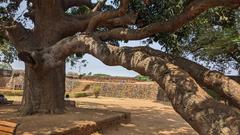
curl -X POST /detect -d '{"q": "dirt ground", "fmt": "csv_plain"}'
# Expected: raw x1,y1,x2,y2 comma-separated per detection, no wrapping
0,104,128,135
74,97,197,135
5,96,197,135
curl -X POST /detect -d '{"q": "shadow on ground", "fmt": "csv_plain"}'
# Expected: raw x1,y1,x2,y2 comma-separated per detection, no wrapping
74,97,198,135
0,104,128,135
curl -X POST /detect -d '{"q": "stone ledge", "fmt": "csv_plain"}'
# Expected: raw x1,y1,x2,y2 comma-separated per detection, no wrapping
46,111,130,135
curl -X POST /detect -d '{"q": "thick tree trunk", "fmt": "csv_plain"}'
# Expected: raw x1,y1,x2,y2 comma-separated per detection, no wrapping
48,35,240,134
20,64,65,115
95,45,240,134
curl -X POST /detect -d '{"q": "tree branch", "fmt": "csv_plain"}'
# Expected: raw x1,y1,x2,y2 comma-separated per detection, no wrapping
56,11,137,38
97,0,240,41
101,12,138,29
63,0,94,10
0,25,9,40
41,34,240,134
92,0,107,12
86,0,129,32
41,32,240,110
4,22,35,52
125,47,240,109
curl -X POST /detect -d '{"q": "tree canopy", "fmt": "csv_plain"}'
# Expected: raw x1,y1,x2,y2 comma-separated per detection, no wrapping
1,0,239,74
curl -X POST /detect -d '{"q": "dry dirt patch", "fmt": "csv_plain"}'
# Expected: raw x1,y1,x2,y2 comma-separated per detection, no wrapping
73,97,198,135
3,96,198,135
0,104,129,135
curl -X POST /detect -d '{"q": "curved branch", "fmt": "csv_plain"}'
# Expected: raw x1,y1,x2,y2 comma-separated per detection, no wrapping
56,12,137,38
124,47,240,109
101,12,138,29
42,34,240,134
5,22,34,52
97,0,240,40
86,0,129,32
50,33,240,109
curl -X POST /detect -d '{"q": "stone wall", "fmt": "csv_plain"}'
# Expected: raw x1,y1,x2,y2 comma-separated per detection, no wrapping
79,76,141,83
1,75,169,101
99,82,159,100
67,80,168,101
0,77,11,88
66,78,80,91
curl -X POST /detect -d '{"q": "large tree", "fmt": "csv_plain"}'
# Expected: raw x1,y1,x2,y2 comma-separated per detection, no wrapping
0,0,240,134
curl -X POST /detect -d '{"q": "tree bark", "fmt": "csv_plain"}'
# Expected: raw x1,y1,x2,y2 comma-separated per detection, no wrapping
124,47,240,109
87,42,240,134
45,35,240,134
20,64,65,115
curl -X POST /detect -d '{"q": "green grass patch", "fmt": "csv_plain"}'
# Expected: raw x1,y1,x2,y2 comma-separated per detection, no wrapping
65,92,88,98
0,90,23,96
73,92,88,98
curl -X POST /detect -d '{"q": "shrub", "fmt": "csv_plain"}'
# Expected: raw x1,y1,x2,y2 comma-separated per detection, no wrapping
135,75,151,81
93,73,111,77
93,85,101,98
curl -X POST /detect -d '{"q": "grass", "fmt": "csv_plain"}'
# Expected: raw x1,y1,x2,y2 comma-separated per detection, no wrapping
65,92,89,98
0,90,23,96
0,90,89,99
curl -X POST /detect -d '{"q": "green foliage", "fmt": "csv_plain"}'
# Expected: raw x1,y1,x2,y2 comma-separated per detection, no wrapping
0,0,18,64
188,27,240,72
123,0,240,73
180,8,240,73
93,84,101,98
93,73,111,77
135,75,151,81
73,92,88,98
0,62,12,70
0,40,17,63
87,72,92,76
66,5,90,15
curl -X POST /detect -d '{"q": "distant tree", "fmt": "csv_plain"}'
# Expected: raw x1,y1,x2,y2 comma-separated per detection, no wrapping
135,75,151,81
87,72,92,76
0,62,12,70
93,73,111,77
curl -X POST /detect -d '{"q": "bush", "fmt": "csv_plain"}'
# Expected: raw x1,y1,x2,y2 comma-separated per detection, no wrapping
135,75,151,81
93,85,101,98
93,73,111,77
0,90,23,96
